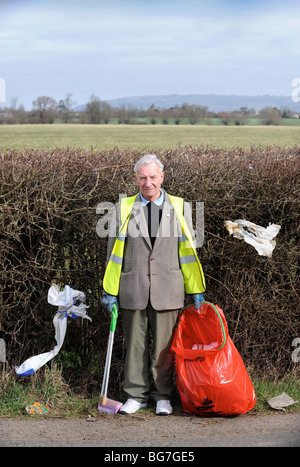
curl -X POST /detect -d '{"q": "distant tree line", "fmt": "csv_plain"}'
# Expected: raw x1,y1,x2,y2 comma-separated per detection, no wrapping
0,93,299,125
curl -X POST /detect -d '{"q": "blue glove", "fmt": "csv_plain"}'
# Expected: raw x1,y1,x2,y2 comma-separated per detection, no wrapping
192,293,205,310
102,293,119,312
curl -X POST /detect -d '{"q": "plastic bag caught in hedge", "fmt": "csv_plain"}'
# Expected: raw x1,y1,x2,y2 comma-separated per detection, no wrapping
15,284,91,377
224,219,281,258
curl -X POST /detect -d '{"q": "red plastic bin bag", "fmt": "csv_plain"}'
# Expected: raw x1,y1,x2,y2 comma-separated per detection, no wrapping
171,302,256,416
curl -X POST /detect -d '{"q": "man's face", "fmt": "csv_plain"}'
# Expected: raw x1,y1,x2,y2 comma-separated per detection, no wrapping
135,161,164,202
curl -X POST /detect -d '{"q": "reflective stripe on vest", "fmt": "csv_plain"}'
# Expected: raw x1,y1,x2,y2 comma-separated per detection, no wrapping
103,193,205,296
103,195,138,296
168,194,206,294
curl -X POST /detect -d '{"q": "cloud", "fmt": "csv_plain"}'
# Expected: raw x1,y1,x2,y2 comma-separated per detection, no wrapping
0,0,299,107
2,0,299,62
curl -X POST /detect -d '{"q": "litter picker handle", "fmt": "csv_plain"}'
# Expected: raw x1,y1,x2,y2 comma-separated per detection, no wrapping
100,304,118,401
100,331,112,399
103,330,113,400
110,304,118,332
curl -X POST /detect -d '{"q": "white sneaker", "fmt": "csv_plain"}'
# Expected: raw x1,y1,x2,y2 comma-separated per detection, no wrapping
119,399,148,414
156,400,173,416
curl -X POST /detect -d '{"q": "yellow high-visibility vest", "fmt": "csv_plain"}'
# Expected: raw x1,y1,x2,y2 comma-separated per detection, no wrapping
103,193,205,296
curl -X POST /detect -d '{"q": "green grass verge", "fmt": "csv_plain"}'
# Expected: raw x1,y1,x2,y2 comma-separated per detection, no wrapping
1,365,299,417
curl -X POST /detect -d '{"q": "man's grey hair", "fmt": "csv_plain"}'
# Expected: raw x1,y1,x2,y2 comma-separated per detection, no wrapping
134,154,164,175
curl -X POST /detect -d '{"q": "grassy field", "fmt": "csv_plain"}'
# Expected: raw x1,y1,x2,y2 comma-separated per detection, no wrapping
0,123,299,150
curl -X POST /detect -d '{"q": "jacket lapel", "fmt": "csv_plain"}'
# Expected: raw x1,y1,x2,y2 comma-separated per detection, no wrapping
152,193,175,252
131,194,152,249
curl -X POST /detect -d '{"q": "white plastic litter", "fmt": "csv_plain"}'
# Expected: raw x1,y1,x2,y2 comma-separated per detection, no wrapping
192,342,218,350
267,392,298,411
15,284,91,377
224,219,281,258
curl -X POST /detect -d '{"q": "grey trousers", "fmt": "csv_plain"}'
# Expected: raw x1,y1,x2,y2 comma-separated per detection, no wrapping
122,303,179,403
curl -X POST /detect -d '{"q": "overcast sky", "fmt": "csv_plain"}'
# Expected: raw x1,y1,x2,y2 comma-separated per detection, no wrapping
0,0,299,109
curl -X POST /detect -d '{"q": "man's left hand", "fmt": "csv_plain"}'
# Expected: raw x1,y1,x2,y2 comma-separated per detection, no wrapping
192,293,205,310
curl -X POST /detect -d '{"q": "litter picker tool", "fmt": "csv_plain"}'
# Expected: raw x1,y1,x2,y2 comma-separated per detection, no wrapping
98,304,123,414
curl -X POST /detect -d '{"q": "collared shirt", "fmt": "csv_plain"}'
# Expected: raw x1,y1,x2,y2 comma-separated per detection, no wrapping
140,189,165,206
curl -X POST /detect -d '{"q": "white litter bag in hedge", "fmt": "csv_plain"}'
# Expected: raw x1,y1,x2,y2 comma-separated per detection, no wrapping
224,219,281,258
15,284,91,377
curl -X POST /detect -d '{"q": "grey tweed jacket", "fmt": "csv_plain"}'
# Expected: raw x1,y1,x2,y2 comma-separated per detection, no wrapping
106,192,194,311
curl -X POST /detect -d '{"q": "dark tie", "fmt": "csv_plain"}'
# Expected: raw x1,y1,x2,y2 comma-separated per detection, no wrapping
146,202,162,247
146,202,154,246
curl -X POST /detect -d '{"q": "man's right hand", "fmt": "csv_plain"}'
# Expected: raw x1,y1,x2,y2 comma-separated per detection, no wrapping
101,293,119,312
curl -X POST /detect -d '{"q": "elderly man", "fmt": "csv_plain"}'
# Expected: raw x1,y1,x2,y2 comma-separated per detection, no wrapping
102,154,205,415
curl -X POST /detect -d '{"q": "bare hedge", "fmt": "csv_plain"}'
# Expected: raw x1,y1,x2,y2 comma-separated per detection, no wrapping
1,145,299,393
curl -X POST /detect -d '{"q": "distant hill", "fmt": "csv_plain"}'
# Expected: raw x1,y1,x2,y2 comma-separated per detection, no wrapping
77,94,300,113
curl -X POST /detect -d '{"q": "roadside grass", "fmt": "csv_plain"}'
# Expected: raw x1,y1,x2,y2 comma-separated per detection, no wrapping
0,123,299,151
1,364,299,417
252,376,300,413
0,365,96,418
